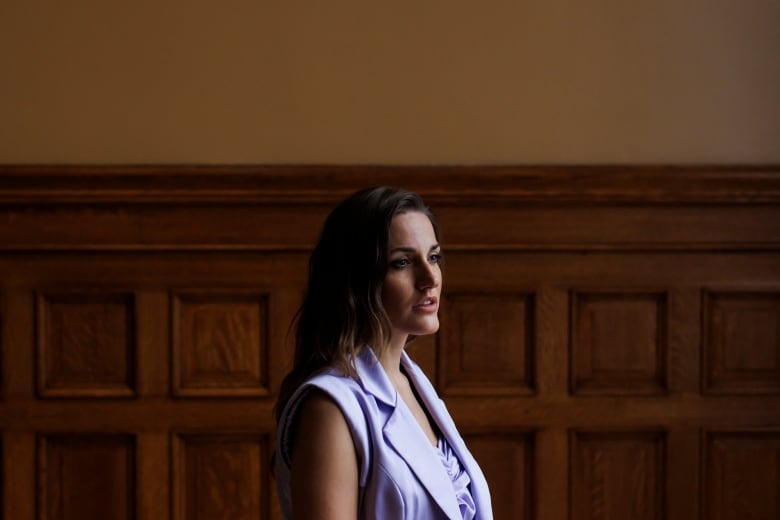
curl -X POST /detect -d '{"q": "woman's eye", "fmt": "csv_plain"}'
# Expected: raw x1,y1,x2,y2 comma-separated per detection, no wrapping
430,253,442,263
390,258,410,268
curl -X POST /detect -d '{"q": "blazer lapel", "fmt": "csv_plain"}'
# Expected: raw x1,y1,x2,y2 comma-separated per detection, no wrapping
401,351,494,520
383,406,463,520
355,348,462,520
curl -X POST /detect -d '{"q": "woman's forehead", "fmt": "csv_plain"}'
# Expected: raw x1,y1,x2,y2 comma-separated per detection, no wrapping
388,212,437,247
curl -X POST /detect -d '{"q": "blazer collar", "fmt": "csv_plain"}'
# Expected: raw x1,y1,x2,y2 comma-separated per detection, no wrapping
354,346,397,407
355,346,462,520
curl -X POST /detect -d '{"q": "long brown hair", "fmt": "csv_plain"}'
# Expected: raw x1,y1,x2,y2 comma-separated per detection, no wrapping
274,186,440,423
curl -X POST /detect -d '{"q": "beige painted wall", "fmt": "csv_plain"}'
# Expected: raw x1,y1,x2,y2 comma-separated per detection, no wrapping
0,0,778,164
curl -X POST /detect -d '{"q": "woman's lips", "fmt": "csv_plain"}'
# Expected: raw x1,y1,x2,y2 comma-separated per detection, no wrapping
413,297,439,313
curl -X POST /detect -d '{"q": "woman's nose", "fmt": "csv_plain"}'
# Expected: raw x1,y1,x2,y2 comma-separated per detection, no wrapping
417,262,440,289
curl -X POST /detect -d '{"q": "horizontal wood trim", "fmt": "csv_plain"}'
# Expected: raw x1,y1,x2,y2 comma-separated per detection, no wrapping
0,165,779,204
1,167,779,252
1,397,778,431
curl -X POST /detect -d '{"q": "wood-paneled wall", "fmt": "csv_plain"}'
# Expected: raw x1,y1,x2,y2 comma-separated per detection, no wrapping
1,166,779,520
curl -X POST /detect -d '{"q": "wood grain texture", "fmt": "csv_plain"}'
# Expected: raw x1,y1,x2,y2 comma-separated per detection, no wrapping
0,166,778,253
38,434,135,520
439,292,534,396
703,430,780,520
36,292,136,398
0,165,778,204
465,432,534,520
172,291,269,397
570,431,666,520
571,290,667,395
0,165,776,520
173,433,268,520
3,434,35,520
702,291,780,395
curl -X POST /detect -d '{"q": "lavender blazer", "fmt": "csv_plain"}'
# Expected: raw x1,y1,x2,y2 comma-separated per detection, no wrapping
276,347,493,519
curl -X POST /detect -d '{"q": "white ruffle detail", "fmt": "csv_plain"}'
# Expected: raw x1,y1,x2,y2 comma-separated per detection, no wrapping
436,437,477,520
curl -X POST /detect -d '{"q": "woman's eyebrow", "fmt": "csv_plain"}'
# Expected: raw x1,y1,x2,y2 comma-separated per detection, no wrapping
389,243,440,254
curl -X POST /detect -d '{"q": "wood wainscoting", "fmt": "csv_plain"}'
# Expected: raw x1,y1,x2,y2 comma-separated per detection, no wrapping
0,166,779,520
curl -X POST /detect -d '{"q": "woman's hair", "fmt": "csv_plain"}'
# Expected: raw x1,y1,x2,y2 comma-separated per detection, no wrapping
274,186,440,422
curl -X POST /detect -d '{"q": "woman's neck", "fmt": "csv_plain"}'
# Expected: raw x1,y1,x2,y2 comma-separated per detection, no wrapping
377,334,408,384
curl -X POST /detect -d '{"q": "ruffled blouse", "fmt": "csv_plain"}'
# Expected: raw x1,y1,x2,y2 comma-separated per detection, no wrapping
436,437,477,520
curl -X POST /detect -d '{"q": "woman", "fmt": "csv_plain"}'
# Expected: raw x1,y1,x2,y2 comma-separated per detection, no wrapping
274,186,493,519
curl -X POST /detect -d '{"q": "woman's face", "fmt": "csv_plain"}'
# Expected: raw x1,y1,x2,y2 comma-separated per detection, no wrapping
381,211,442,345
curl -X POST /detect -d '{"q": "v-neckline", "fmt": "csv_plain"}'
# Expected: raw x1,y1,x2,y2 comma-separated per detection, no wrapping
399,363,441,447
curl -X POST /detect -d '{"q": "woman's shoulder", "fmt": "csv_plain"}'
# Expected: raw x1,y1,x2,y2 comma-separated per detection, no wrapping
280,371,361,423
290,387,356,461
277,371,369,464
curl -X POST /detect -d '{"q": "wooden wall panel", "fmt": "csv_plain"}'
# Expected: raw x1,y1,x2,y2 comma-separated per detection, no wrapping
172,290,269,397
702,431,780,520
570,431,666,520
439,292,534,396
38,434,135,520
466,433,534,520
36,291,136,398
0,166,777,520
702,291,780,395
571,291,667,395
173,433,269,520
